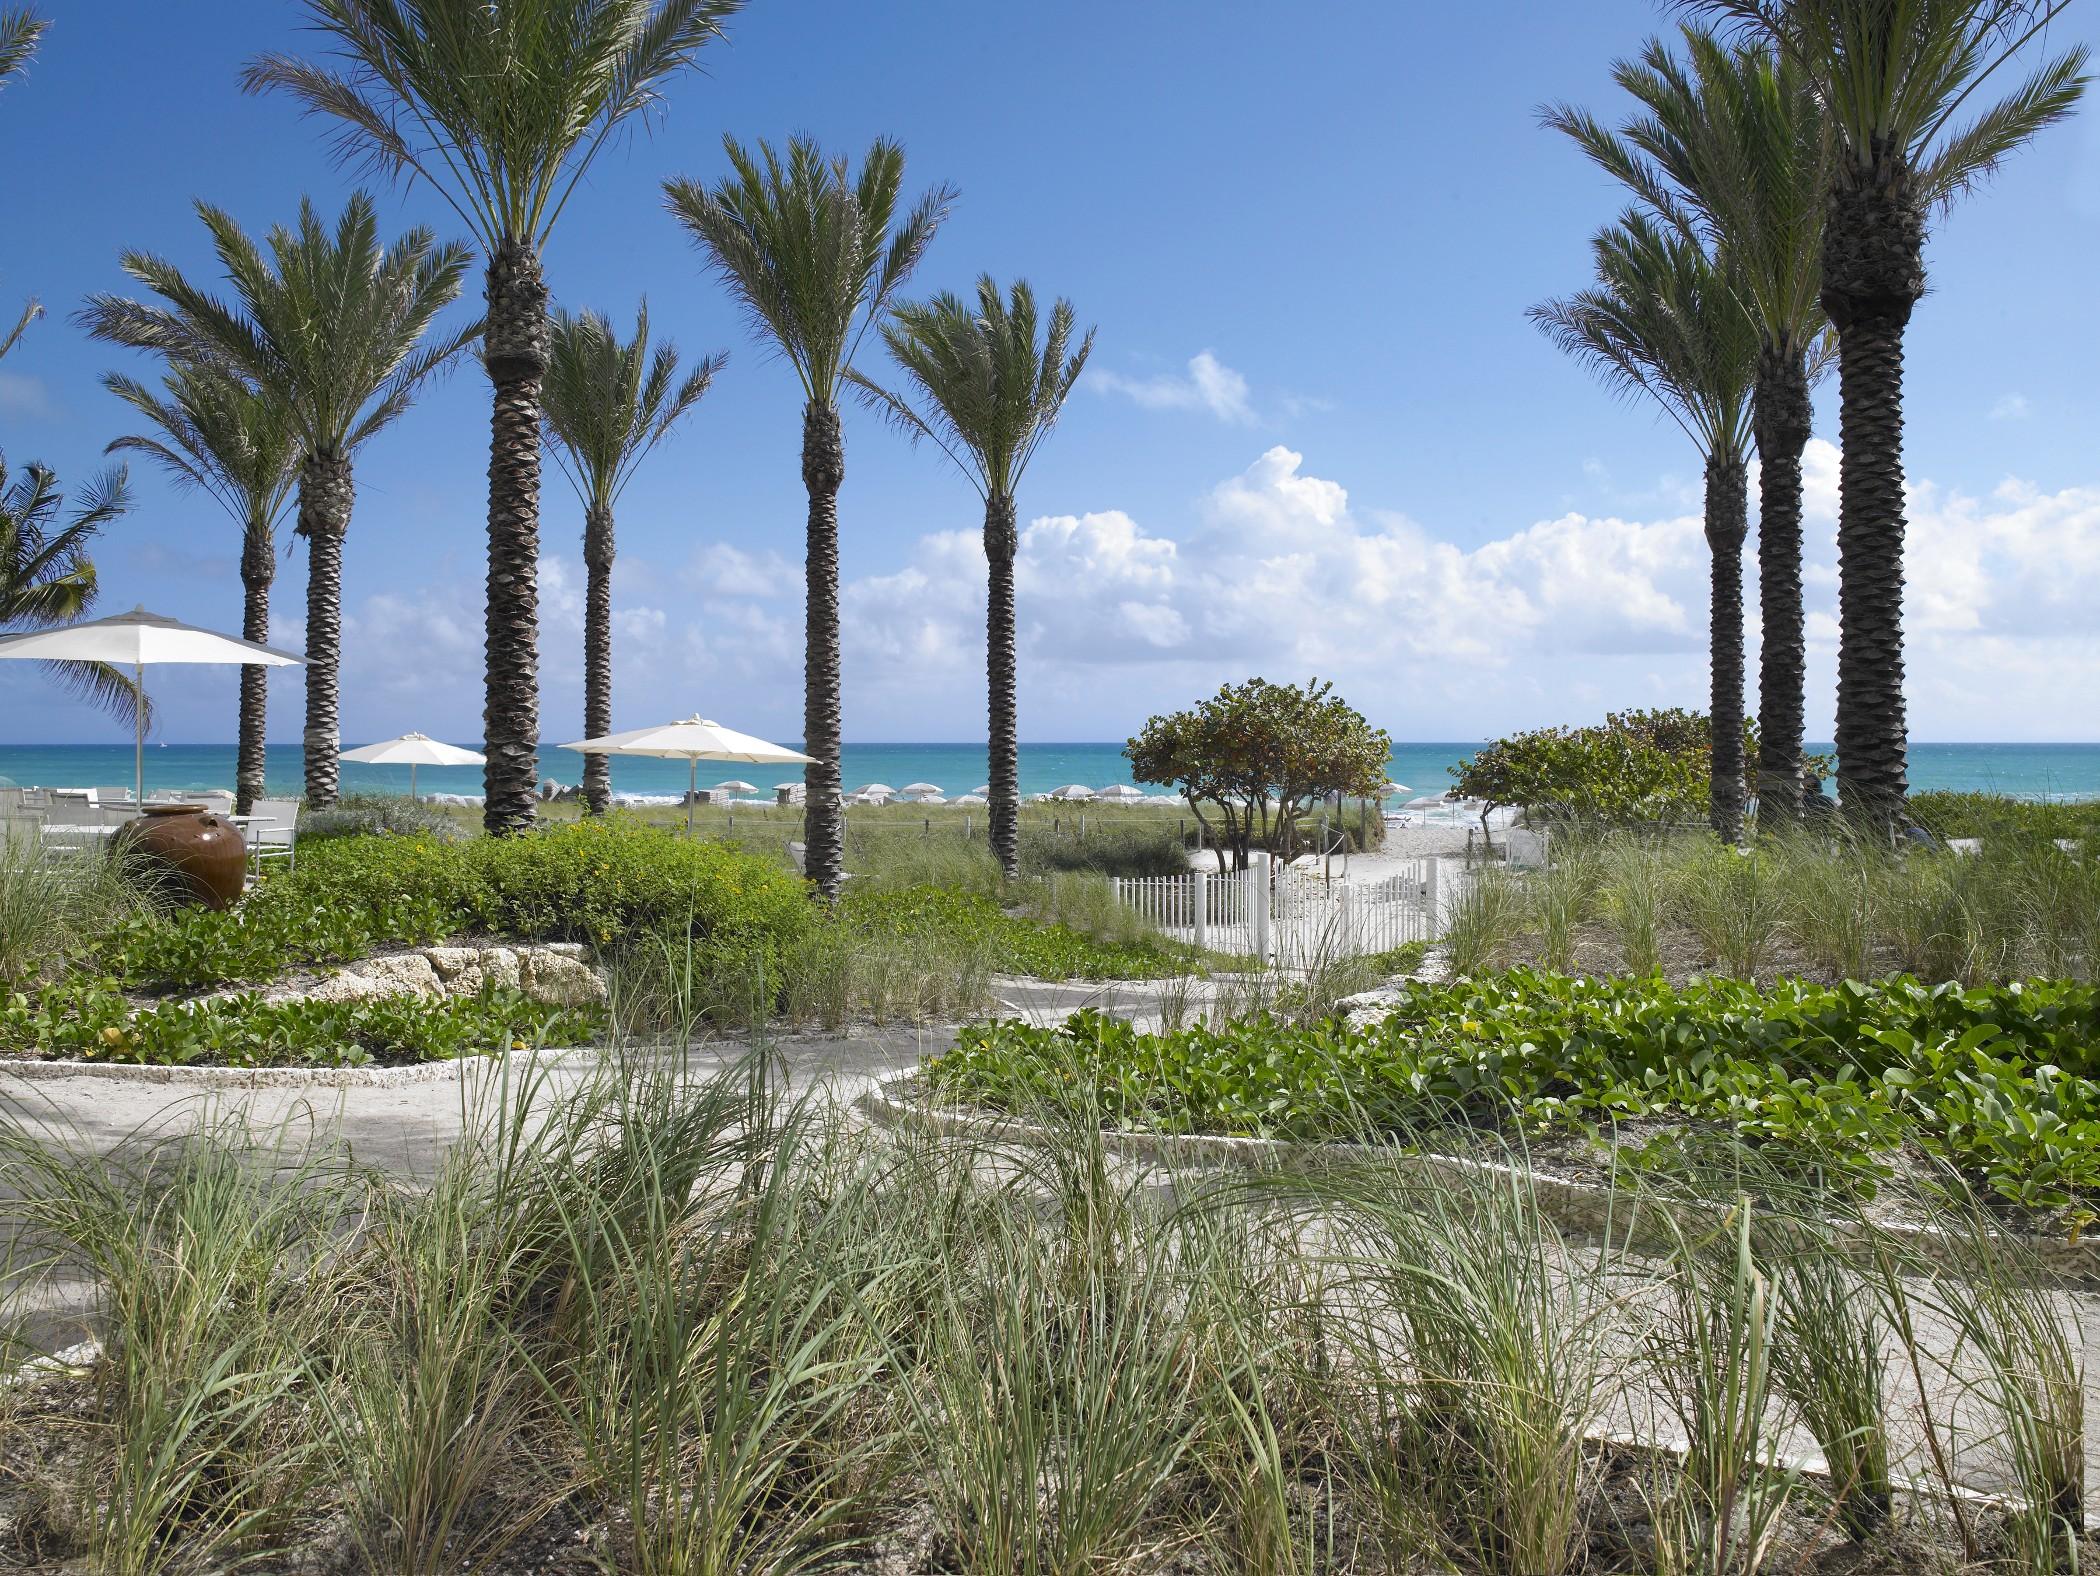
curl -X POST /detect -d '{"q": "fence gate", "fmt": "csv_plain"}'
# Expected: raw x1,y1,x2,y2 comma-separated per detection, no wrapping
1111,854,1438,966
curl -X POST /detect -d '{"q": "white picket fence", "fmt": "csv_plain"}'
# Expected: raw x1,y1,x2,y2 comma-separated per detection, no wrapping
1111,855,1439,966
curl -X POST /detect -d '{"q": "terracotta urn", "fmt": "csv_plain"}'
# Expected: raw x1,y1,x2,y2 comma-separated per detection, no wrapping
113,804,248,910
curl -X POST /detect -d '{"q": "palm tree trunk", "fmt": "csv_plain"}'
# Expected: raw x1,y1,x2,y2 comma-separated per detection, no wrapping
582,501,614,817
236,524,274,817
1705,454,1750,844
1823,181,1924,830
985,491,1020,880
1753,346,1812,828
801,400,846,899
482,239,548,837
298,450,352,809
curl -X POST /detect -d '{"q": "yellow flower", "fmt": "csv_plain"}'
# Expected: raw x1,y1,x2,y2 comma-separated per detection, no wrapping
100,1025,125,1045
1461,1019,1481,1034
511,1040,527,1052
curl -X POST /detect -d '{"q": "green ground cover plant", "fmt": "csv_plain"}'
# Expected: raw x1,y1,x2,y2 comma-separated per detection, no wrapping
0,981,599,1068
928,970,2100,1212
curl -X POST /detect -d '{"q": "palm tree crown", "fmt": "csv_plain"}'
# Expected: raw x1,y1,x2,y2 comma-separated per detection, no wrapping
0,7,44,91
243,0,741,258
1545,28,1831,370
543,303,721,513
1531,213,1757,467
102,364,299,536
665,135,955,409
0,457,141,721
854,275,1094,502
80,194,475,464
1694,0,2087,208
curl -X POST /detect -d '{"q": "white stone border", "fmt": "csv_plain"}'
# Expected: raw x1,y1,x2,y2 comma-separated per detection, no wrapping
860,1071,2100,1285
0,1043,601,1091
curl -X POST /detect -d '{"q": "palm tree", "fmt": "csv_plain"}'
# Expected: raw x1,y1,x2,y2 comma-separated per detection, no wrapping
1546,29,1833,826
665,136,954,898
852,277,1093,879
542,303,721,815
1532,214,1760,841
244,0,741,836
0,457,141,720
79,195,474,808
103,365,300,813
1690,0,2088,827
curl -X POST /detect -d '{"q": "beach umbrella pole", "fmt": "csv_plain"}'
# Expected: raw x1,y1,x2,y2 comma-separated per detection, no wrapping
410,763,418,802
135,660,145,805
687,758,696,837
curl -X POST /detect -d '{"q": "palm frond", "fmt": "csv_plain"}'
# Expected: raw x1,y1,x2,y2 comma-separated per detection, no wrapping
0,297,38,362
0,7,47,88
40,660,148,730
0,456,141,723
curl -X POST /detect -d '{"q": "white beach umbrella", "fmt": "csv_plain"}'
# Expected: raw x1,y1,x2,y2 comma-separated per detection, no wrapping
712,779,759,796
560,715,814,834
0,606,303,804
340,730,486,802
970,784,990,797
854,782,896,797
1097,784,1146,803
952,793,986,806
899,781,943,796
1049,783,1097,801
1385,781,1410,796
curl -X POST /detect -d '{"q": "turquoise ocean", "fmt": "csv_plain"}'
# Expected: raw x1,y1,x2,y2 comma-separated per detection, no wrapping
2,741,2097,804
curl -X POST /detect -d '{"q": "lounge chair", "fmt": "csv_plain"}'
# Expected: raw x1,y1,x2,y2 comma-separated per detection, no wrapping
239,797,300,880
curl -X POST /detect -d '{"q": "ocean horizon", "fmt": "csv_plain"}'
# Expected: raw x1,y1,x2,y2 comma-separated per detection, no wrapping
3,740,2098,804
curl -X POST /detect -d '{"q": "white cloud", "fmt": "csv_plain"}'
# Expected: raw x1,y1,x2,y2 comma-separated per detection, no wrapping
0,371,51,419
269,445,2100,746
1989,392,2031,421
683,543,796,598
1086,351,1256,425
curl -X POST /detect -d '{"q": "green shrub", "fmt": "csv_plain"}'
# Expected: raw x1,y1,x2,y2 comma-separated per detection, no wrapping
101,820,813,993
927,970,2100,1212
298,794,468,844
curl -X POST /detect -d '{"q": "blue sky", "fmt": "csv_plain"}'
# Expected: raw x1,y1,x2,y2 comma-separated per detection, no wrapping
3,0,2098,749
